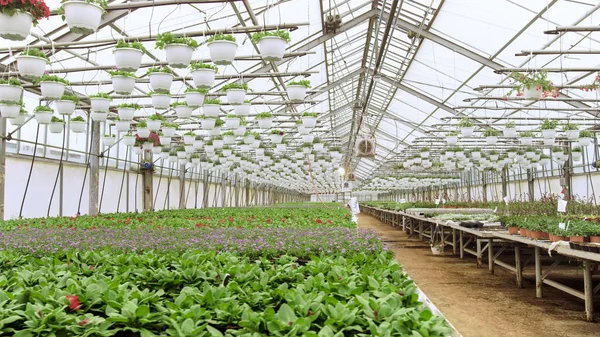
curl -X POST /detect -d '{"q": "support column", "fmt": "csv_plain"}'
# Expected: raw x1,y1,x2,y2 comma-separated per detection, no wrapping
0,116,6,220
527,169,535,202
141,148,153,212
179,164,186,209
89,121,100,216
481,172,488,203
563,146,573,201
501,167,508,199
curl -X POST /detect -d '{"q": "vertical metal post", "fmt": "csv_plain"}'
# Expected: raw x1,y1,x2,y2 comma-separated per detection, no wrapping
0,116,5,220
501,167,508,199
527,169,535,202
515,246,522,288
179,164,186,209
142,149,153,212
584,261,594,321
481,172,488,202
535,247,542,298
89,121,100,216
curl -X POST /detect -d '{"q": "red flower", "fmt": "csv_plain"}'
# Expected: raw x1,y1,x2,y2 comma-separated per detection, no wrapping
266,218,271,223
78,318,89,326
316,219,322,224
66,295,81,311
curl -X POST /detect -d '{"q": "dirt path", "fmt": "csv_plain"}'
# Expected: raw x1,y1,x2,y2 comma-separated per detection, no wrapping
358,213,600,337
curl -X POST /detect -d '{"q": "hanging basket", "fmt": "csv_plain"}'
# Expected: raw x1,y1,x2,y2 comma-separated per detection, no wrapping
203,104,220,117
233,103,251,116
0,11,33,41
223,135,235,144
122,136,136,146
445,136,458,145
117,108,135,121
565,130,579,140
137,127,151,138
191,69,216,88
48,122,64,134
521,137,533,146
201,118,216,130
225,117,240,129
542,129,556,139
90,98,111,112
112,76,136,95
142,142,154,150
70,121,86,133
313,143,324,151
148,72,173,92
40,81,66,99
257,36,287,62
91,111,108,122
209,127,221,136
226,89,246,105
0,84,24,103
460,127,474,137
302,116,317,128
151,94,171,109
234,126,246,136
162,127,176,137
62,1,104,34
486,136,498,145
523,87,543,99
286,85,307,102
165,44,194,68
102,136,116,147
9,114,28,126
579,138,592,147
185,92,205,107
503,128,517,138
270,134,283,144
115,121,131,132
572,152,582,162
55,100,76,115
302,134,315,143
0,103,21,118
257,118,273,129
207,40,237,65
16,55,47,79
175,106,193,118
161,136,172,146
34,111,53,124
146,120,162,131
113,48,144,72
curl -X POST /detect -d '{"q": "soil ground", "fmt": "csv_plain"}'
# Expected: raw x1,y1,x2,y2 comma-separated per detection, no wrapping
357,213,600,337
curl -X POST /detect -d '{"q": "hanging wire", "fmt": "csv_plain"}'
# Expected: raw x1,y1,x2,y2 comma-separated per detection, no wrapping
19,125,41,219
47,123,67,217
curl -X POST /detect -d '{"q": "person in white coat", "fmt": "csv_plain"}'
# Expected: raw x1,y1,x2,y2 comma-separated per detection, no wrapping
346,197,360,223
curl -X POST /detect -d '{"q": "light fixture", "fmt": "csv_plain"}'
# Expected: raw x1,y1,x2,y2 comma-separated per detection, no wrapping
337,167,345,176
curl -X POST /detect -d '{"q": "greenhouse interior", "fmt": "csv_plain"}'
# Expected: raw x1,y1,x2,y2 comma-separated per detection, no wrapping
2,0,600,336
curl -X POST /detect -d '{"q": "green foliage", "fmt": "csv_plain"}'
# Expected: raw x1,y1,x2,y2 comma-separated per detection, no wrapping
50,116,64,123
572,146,583,153
302,112,318,118
256,111,273,119
540,119,559,130
251,29,291,44
580,130,593,138
149,89,170,96
447,131,459,136
116,103,140,110
483,128,500,137
222,82,249,92
190,62,219,73
137,120,147,128
562,122,579,131
204,98,221,105
148,113,166,121
19,48,49,61
0,78,22,86
505,121,516,129
207,33,236,43
172,101,188,107
270,129,284,135
108,70,136,78
71,116,85,122
59,94,79,103
507,71,555,96
185,87,208,94
114,40,146,52
89,93,112,100
155,32,199,50
521,130,536,138
288,79,311,88
34,105,52,113
457,118,474,128
33,74,69,85
214,118,225,127
147,66,174,75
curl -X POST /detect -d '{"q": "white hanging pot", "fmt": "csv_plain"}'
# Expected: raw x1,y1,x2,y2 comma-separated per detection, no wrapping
243,135,254,144
233,103,251,116
460,127,474,137
565,130,579,140
40,81,66,99
91,111,108,122
257,118,273,129
115,121,131,131
226,89,246,105
160,152,169,160
48,122,64,134
207,40,237,65
521,137,533,146
0,11,33,41
102,136,116,147
302,134,315,143
175,106,193,118
148,72,173,92
165,44,194,68
90,98,110,112
193,140,204,150
542,129,556,139
133,148,143,156
204,145,215,154
34,111,53,124
146,120,162,131
55,100,76,115
16,56,47,79
113,48,143,72
62,1,104,35
572,152,582,162
446,136,458,145
313,143,324,152
270,134,283,144
301,116,317,129
112,76,136,95
117,108,135,121
9,114,28,126
142,142,154,150
151,94,171,109
161,136,172,146
225,117,240,129
214,140,224,149
297,125,309,135
472,152,482,160
0,84,23,102
137,127,151,138
209,127,221,136
251,140,260,149
0,103,21,118
579,138,592,147
486,136,498,145
162,127,176,137
185,92,205,107
201,118,216,130
70,121,87,133
503,128,517,138
523,87,543,99
191,69,216,88
223,135,235,144
257,36,287,61
276,144,287,152
153,146,162,155
183,135,195,145
287,85,307,102
122,136,136,146
543,138,555,146
256,148,265,156
234,126,246,136
203,104,220,117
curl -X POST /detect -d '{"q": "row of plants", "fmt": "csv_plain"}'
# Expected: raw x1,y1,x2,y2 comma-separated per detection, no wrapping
362,201,497,212
501,215,600,243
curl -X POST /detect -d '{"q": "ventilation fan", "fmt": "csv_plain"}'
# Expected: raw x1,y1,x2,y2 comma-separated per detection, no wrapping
356,137,376,158
346,173,356,181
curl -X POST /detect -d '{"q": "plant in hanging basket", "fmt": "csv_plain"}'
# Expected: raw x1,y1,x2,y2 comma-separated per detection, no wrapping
16,48,49,78
34,73,69,98
457,118,475,137
34,105,52,113
562,122,580,140
251,30,291,61
204,98,221,105
0,78,22,87
89,92,111,100
55,94,79,115
207,33,237,65
190,61,218,72
580,72,600,92
108,69,136,78
483,128,499,137
507,71,555,98
155,32,199,50
190,61,218,88
539,119,558,131
59,0,107,35
155,32,198,68
70,115,85,122
256,111,273,119
115,40,145,52
147,66,174,91
0,78,24,103
0,0,50,40
116,103,140,110
113,40,146,72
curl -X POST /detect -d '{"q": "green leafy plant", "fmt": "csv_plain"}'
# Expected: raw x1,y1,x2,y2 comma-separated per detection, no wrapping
214,118,225,127
50,116,64,123
222,82,248,92
171,101,188,107
190,61,219,72
137,120,148,128
251,30,291,44
256,112,273,119
540,119,558,130
0,0,50,26
288,79,311,88
89,92,112,100
155,32,199,50
521,130,536,137
207,33,236,43
108,70,136,78
226,113,239,119
447,131,459,136
0,78,22,86
507,71,555,96
148,113,166,121
59,94,79,103
147,66,174,75
580,130,593,138
204,98,221,105
572,146,583,153
34,105,52,113
116,103,140,110
114,40,146,52
562,122,579,131
34,74,69,85
270,129,284,135
149,89,170,96
71,116,85,122
483,128,500,137
505,121,516,129
185,87,208,94
458,118,474,128
19,48,49,60
302,112,318,118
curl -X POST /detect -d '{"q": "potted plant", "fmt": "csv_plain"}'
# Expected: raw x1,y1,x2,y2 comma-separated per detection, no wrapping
539,153,551,166
302,133,315,144
578,130,593,147
520,130,536,146
222,82,248,105
33,105,53,124
562,122,579,140
571,146,583,162
540,119,558,139
147,66,174,91
136,120,151,138
182,131,196,145
312,137,324,151
213,136,224,149
250,132,261,148
568,221,590,243
256,111,274,129
298,112,317,129
155,32,198,68
489,150,499,161
276,141,287,152
503,121,517,137
507,71,555,98
190,61,218,88
9,108,29,126
89,92,111,112
419,147,430,159
211,118,224,136
233,99,251,116
35,74,69,99
446,131,459,145
222,130,235,144
243,131,255,145
207,33,237,65
0,0,49,40
200,115,216,130
0,100,23,118
59,0,106,34
160,135,172,147
234,118,247,136
185,87,208,107
149,89,171,109
0,78,23,103
161,122,177,137
109,69,137,95
16,48,48,79
100,133,115,146
112,40,145,72
116,103,139,121
269,129,284,144
458,118,475,137
251,30,290,61
146,113,165,131
193,135,204,150
224,113,241,129
69,115,86,133
286,79,310,102
55,94,79,115
120,132,134,146
114,117,130,132
48,116,65,134
483,128,500,145
525,147,535,159
173,101,193,118
204,140,215,154
203,98,221,117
